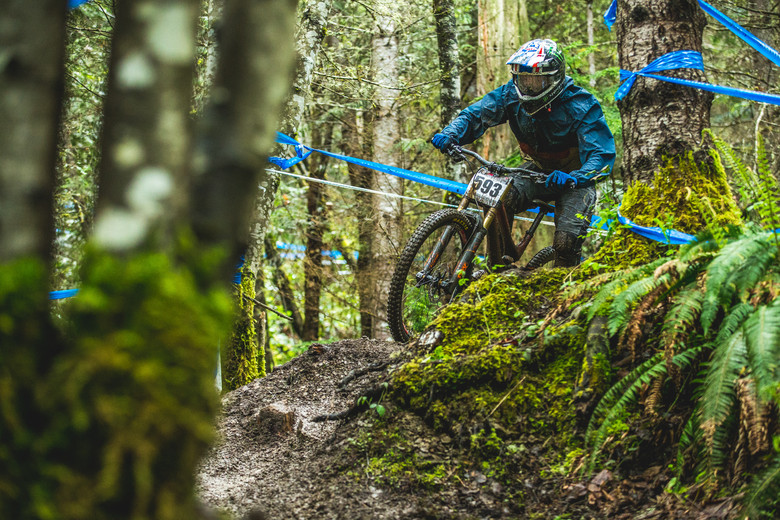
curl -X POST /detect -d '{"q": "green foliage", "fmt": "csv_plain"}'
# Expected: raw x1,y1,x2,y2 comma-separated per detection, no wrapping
223,265,262,391
708,130,780,235
584,224,780,501
0,250,233,519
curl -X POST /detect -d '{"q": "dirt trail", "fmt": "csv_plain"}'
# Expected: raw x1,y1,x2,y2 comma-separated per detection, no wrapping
197,338,409,519
197,338,740,520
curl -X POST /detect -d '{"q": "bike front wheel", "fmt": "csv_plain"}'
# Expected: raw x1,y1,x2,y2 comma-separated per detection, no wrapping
387,209,475,343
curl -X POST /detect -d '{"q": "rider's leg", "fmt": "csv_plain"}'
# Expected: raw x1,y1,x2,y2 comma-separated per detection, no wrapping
553,185,597,267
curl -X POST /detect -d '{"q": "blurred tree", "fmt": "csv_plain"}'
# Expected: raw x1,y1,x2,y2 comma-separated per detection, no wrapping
0,0,296,517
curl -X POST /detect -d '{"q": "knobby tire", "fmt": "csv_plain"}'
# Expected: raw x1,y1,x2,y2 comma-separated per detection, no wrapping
525,245,555,270
387,209,474,343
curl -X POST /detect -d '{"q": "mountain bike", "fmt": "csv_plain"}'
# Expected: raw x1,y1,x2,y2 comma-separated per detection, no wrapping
386,146,572,343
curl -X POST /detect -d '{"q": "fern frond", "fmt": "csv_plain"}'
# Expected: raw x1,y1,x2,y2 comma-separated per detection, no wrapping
743,302,780,403
754,133,780,232
586,352,665,444
586,347,702,472
714,302,754,345
725,234,777,303
708,128,761,204
562,269,622,305
585,260,666,323
607,273,670,337
742,451,780,519
661,285,705,348
676,413,701,476
698,328,748,475
701,234,767,333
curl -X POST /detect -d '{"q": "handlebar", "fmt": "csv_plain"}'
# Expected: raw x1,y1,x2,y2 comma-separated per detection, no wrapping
449,145,548,181
448,145,607,189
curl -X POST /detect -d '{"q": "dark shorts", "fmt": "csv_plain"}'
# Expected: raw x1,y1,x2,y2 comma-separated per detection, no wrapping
506,162,596,238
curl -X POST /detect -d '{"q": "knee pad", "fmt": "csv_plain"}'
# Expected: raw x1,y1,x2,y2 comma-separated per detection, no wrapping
553,230,580,267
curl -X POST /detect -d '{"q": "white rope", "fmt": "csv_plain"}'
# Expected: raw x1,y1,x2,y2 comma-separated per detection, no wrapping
266,168,555,226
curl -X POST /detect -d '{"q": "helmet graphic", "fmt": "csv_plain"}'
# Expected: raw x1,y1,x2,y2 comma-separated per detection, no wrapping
506,39,566,115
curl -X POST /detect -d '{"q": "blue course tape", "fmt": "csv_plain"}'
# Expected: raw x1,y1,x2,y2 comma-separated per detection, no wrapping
617,210,695,245
616,50,780,106
50,289,79,300
605,0,780,69
271,132,468,195
68,0,91,8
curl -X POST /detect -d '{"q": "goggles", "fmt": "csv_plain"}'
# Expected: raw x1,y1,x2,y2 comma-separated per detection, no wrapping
511,73,555,97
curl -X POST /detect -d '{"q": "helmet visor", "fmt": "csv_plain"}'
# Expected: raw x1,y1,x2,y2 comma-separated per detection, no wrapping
512,73,554,97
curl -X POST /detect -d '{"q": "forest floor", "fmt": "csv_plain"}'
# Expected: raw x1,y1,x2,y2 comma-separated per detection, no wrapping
196,338,739,520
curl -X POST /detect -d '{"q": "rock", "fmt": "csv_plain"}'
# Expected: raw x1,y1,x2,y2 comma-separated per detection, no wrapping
255,403,296,435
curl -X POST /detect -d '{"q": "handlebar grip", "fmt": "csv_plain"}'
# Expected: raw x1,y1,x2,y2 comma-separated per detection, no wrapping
565,179,577,189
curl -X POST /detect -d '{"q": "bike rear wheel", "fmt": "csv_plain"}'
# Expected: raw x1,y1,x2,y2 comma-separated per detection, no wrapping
525,245,555,269
387,209,475,343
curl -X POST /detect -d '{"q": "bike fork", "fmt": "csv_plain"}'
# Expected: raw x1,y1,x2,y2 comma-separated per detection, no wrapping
445,207,496,301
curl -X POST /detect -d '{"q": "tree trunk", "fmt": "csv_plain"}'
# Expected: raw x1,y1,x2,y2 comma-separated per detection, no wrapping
370,3,403,340
302,121,333,341
343,110,376,338
615,0,712,184
265,235,305,338
433,0,465,179
242,0,333,350
587,0,596,87
476,0,525,160
434,0,461,126
0,0,66,265
95,0,200,253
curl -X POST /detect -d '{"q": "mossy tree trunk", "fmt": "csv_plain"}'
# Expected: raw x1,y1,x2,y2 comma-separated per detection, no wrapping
615,0,712,184
0,0,296,517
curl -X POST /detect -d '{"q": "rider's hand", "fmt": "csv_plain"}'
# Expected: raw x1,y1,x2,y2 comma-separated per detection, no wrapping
545,170,577,188
431,133,455,153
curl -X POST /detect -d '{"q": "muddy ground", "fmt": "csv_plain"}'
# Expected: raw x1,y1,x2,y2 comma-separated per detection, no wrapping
196,338,738,520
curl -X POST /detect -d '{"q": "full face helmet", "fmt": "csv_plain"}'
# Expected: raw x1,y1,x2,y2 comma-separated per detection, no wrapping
506,39,566,115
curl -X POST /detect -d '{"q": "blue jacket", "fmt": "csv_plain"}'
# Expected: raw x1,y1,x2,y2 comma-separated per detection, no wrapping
441,77,616,183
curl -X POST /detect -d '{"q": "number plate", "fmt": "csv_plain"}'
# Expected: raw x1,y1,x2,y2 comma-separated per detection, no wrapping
468,171,512,207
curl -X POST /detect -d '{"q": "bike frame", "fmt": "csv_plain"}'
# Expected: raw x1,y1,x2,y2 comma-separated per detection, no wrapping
438,178,553,299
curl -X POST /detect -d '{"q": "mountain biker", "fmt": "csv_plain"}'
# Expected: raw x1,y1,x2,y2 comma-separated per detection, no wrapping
431,39,616,267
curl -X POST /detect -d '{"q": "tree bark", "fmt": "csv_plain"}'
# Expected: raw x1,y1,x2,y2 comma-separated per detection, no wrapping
476,0,525,160
370,2,403,340
343,110,376,338
302,121,333,341
95,0,201,253
615,0,712,184
433,0,465,179
0,0,66,265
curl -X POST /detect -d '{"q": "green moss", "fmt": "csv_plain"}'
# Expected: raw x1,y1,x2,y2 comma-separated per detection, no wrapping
583,152,742,273
347,420,457,491
222,264,263,391
392,268,584,448
0,249,233,520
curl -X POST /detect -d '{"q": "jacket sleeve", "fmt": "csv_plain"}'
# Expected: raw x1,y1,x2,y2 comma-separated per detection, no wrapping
440,83,512,145
570,100,616,184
